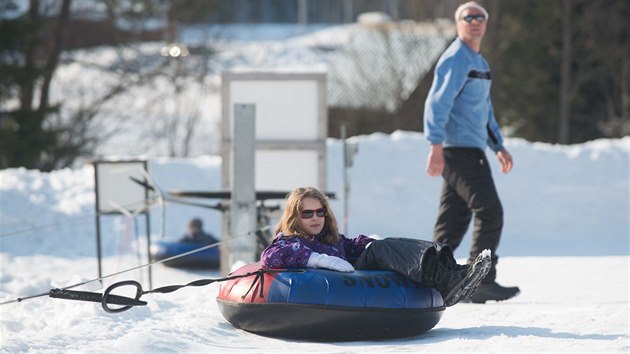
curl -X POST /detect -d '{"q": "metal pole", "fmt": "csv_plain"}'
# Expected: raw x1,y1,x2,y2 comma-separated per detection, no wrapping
298,0,308,25
144,202,152,287
341,125,357,236
141,161,153,290
223,103,257,275
95,209,103,283
341,125,349,235
93,163,103,284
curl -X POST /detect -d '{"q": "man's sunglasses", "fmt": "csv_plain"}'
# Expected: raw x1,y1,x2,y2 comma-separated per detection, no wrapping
462,14,486,23
300,208,327,219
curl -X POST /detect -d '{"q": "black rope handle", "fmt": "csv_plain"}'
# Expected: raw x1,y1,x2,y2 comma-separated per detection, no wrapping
102,280,145,313
47,268,304,313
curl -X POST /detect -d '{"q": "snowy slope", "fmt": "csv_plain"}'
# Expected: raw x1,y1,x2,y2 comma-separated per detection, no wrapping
1,134,628,353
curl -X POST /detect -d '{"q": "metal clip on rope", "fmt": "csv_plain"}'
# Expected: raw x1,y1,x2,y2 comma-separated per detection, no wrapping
49,280,147,313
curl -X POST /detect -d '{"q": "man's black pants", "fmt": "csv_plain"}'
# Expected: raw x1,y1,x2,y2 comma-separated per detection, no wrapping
433,147,503,283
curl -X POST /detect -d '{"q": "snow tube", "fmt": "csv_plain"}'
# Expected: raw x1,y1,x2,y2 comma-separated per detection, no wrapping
217,263,444,341
150,241,220,269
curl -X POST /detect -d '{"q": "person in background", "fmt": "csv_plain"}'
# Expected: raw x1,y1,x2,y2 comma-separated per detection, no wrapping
423,1,519,303
180,217,219,244
260,187,492,307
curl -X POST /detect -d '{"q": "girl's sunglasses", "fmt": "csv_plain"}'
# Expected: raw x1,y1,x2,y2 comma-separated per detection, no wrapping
300,208,327,219
462,14,486,23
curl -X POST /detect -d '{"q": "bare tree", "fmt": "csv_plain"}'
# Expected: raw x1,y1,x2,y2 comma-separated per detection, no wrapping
328,21,454,113
585,0,630,138
557,0,572,144
0,0,74,170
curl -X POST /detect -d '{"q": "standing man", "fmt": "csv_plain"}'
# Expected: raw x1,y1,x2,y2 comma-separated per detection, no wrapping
423,1,519,303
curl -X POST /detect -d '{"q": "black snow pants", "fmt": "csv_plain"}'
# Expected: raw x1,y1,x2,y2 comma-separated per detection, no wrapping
433,147,503,283
354,237,454,285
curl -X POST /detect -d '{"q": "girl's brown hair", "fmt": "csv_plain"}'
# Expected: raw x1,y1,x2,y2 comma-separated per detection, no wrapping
275,187,340,244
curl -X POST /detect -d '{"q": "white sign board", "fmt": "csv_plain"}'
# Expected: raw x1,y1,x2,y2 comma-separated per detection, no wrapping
94,160,148,214
221,71,327,193
255,150,321,191
229,80,320,140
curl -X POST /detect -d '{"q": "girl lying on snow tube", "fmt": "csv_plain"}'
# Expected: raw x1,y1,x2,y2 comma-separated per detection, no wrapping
217,187,491,341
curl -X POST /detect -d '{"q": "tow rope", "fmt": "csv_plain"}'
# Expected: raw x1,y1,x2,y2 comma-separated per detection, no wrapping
47,268,303,313
0,234,272,310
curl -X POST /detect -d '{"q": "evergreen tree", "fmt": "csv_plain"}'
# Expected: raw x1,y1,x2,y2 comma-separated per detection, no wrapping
0,0,72,170
489,0,629,143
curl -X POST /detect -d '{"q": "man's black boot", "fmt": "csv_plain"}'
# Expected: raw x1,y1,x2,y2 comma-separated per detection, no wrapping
469,282,520,303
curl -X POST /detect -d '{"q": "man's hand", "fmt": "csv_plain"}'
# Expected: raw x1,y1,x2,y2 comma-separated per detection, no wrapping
497,148,513,173
426,144,445,176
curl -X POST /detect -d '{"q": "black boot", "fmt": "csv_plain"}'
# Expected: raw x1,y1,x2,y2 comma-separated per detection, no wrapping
469,282,520,303
423,250,492,306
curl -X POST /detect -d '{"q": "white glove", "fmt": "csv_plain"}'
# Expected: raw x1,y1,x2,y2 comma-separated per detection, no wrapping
306,252,355,272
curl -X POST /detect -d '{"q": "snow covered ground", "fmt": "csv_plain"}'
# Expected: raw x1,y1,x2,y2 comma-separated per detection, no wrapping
0,19,628,354
1,133,628,353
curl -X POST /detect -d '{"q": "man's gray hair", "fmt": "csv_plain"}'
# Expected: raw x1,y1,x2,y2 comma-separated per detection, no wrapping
455,1,489,21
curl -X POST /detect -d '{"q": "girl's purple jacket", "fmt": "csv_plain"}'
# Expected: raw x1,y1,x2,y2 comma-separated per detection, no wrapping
260,232,375,268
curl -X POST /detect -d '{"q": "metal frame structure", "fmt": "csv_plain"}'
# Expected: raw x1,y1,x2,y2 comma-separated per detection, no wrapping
92,159,152,289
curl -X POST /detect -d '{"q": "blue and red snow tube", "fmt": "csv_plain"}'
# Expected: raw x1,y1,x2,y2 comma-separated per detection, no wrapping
150,241,220,269
216,263,445,341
